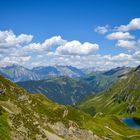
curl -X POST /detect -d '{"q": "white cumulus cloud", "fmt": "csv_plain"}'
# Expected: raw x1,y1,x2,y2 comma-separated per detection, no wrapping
23,36,66,52
41,36,66,50
94,25,109,34
116,40,136,49
0,56,31,67
106,32,134,40
56,40,99,55
0,30,33,49
1,28,140,70
117,18,140,31
116,39,140,50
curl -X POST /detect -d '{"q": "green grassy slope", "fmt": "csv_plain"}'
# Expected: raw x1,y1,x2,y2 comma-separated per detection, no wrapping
1,75,140,139
78,67,140,118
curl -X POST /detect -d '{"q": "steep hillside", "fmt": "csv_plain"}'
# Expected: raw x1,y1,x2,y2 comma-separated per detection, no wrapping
17,76,93,105
0,75,140,140
78,66,140,117
82,66,131,93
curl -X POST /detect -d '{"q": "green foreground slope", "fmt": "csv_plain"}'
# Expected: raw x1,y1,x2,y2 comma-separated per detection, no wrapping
0,75,140,140
78,67,140,117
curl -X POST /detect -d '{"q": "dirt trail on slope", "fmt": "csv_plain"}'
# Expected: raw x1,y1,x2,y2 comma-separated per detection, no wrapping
105,126,140,138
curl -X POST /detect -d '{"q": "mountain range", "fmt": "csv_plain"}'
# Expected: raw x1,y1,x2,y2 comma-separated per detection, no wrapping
0,64,133,105
0,64,85,82
32,65,85,78
0,64,40,82
17,66,132,105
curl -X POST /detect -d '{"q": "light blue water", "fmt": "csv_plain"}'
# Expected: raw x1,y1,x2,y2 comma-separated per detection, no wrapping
122,118,140,130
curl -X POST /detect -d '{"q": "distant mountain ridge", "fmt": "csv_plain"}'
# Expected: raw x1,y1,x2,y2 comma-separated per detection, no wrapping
32,65,85,78
0,64,40,82
32,66,60,76
103,66,131,76
81,66,132,93
0,64,85,82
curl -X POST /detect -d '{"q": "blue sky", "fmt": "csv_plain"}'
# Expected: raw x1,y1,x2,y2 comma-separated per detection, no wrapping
0,0,140,69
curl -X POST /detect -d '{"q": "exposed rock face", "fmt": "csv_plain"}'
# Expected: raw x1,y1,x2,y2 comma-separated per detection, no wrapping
0,89,5,95
10,119,103,140
63,109,68,118
127,105,137,114
18,95,29,101
47,122,103,140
